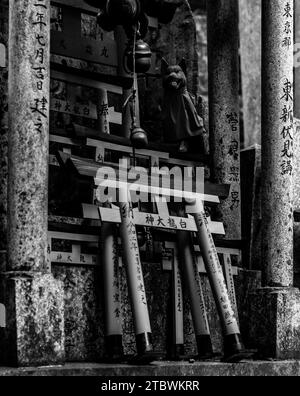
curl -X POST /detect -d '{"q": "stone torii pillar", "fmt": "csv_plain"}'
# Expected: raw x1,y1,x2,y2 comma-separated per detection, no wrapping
249,0,300,359
0,0,8,272
207,0,241,241
0,0,65,367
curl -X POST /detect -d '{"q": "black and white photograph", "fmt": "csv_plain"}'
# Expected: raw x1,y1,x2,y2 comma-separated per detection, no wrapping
0,0,299,382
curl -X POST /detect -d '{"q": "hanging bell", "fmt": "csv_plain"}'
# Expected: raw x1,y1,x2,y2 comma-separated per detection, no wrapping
125,39,152,74
131,127,148,149
106,0,140,25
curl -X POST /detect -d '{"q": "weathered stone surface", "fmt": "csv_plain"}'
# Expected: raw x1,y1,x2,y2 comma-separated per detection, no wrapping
8,0,50,272
235,269,262,347
0,0,8,256
248,288,300,359
0,273,65,366
294,119,300,283
52,265,105,362
120,263,172,356
241,145,262,270
239,0,262,148
207,0,241,240
193,11,208,99
261,0,294,287
295,0,300,119
4,360,300,376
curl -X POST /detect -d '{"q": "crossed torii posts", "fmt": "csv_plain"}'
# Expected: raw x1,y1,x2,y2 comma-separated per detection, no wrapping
83,184,248,363
57,151,251,363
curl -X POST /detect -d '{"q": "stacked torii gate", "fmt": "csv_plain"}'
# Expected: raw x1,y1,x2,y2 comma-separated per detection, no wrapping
1,0,300,366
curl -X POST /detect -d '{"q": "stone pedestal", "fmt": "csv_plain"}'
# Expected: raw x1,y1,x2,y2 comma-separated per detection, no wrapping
0,273,65,367
248,288,300,359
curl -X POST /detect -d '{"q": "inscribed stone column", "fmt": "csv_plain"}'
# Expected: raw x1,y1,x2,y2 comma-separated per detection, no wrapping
261,0,294,287
0,0,65,367
295,0,300,119
0,0,8,271
207,0,241,240
248,0,300,359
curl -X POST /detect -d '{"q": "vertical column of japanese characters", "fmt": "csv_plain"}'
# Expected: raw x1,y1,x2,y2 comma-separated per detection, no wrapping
8,0,50,271
261,0,294,287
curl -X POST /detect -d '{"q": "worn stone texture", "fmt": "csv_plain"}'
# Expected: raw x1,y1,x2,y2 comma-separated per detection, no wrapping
52,265,105,362
8,0,50,272
241,145,262,270
0,273,65,367
207,0,241,240
294,119,300,282
295,0,300,119
0,0,8,256
50,258,260,360
236,269,262,347
239,0,262,148
248,288,300,359
193,12,208,99
3,360,300,377
261,0,294,287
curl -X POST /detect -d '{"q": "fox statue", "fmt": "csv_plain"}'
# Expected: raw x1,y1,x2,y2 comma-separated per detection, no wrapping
161,58,205,153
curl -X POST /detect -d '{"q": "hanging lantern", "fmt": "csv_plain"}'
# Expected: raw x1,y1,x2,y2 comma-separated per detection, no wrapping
125,39,152,74
106,0,140,25
131,126,148,149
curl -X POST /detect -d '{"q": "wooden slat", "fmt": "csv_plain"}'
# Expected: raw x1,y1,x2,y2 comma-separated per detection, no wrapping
97,206,225,235
50,134,82,146
51,70,123,94
48,230,99,243
87,138,170,160
52,0,98,13
74,125,211,164
56,152,219,202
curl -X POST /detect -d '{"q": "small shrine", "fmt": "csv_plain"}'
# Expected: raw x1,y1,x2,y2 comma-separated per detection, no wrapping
0,0,300,377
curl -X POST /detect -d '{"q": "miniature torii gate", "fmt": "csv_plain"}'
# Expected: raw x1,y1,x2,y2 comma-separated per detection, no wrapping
81,171,248,362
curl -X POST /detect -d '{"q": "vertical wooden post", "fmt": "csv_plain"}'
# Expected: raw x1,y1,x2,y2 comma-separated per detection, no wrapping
187,197,246,361
101,222,124,360
177,231,214,359
118,187,155,359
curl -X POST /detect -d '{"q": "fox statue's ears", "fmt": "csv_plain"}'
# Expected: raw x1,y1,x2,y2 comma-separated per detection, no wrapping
161,58,169,75
179,58,187,75
161,57,187,76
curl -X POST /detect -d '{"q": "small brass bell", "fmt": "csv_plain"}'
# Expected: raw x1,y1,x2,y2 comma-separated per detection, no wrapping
131,126,148,149
125,39,152,74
